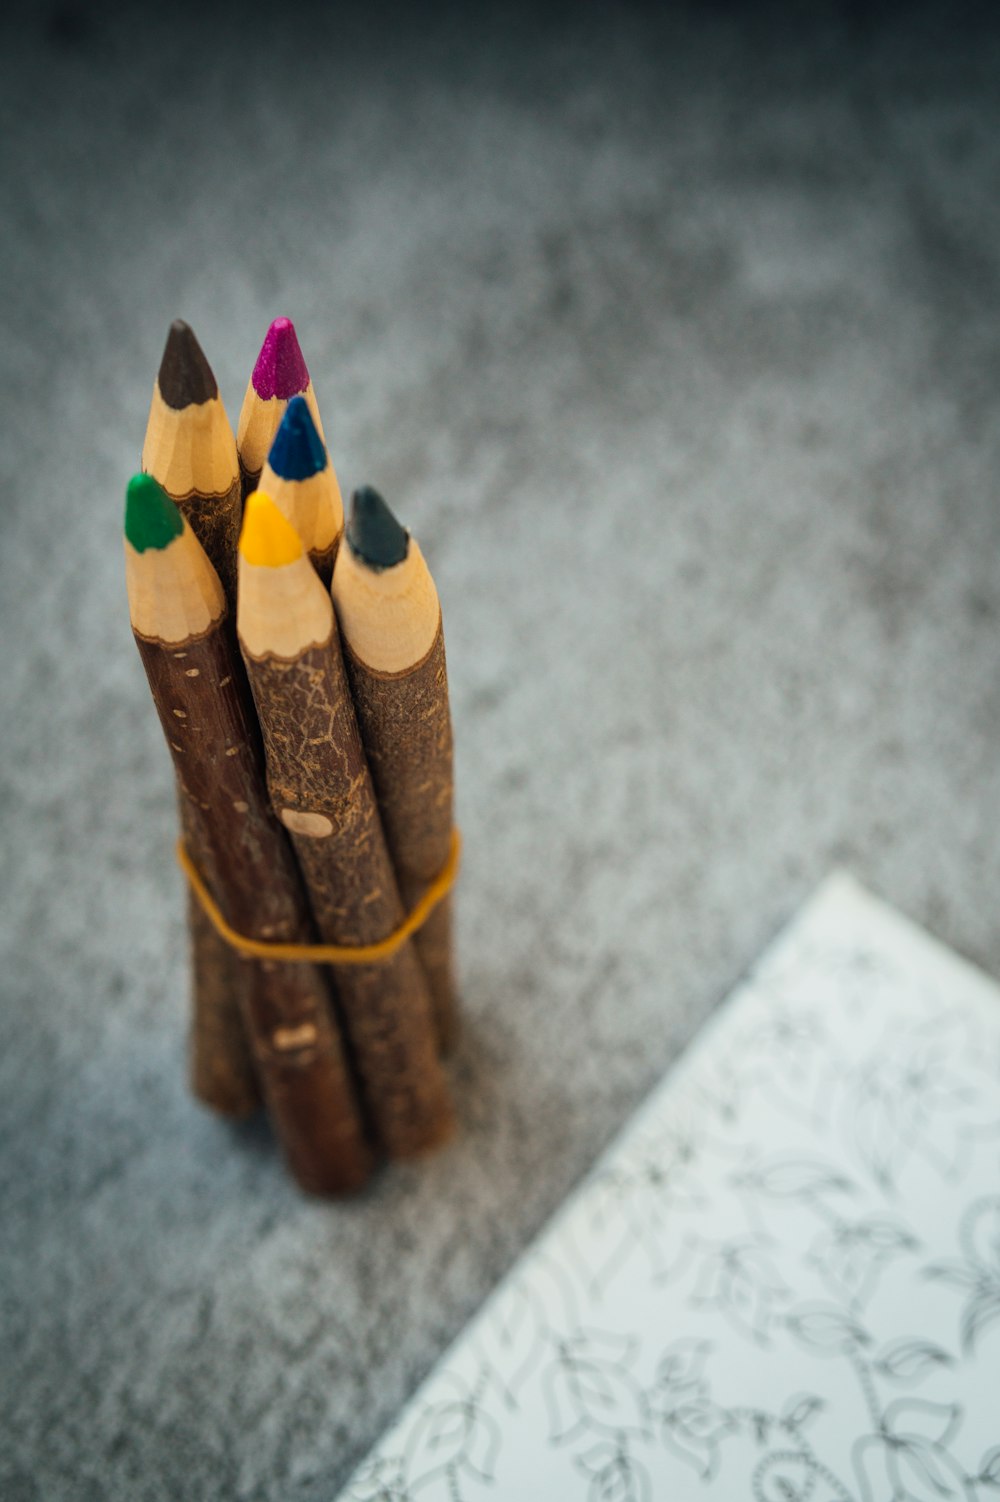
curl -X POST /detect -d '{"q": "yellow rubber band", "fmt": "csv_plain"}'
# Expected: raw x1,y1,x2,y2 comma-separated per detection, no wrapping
176,829,461,966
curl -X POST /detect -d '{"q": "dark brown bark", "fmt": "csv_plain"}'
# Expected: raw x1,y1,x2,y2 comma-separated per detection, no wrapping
240,463,262,505
181,793,260,1118
310,537,338,592
242,626,455,1159
135,620,373,1195
175,476,242,609
159,472,246,1078
342,624,458,1052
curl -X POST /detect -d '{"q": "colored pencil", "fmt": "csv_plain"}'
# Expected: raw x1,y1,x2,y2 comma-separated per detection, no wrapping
236,317,325,498
141,319,255,1115
237,492,455,1157
260,395,344,587
124,474,373,1195
141,319,242,604
333,487,459,1052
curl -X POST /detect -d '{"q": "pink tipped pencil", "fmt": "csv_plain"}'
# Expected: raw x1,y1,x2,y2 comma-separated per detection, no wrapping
236,317,326,495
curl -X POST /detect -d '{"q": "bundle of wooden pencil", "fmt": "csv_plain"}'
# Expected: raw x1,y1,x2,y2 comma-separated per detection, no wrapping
126,317,459,1194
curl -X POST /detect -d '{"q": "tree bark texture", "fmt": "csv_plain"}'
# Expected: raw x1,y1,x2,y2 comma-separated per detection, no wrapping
181,791,260,1118
176,476,242,609
342,625,458,1053
135,624,373,1195
242,632,455,1159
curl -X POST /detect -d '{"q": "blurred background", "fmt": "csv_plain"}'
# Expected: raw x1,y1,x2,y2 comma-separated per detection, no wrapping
2,0,999,1496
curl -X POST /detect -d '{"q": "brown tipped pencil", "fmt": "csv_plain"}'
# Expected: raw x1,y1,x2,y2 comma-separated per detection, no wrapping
237,492,455,1158
124,474,373,1196
142,319,242,604
236,318,325,498
141,319,254,1116
332,487,459,1053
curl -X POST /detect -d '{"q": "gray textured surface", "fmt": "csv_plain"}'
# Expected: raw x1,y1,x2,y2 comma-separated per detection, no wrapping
2,3,1000,1497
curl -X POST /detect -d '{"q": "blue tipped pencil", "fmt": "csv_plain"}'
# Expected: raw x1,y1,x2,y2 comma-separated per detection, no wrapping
260,394,344,585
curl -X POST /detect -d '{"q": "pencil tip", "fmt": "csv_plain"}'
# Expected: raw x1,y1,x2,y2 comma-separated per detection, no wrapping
125,473,184,552
252,317,310,401
267,395,327,481
347,486,409,570
240,489,305,568
157,319,218,409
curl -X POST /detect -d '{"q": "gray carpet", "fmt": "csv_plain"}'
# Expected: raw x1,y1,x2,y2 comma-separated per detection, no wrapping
2,2,1000,1497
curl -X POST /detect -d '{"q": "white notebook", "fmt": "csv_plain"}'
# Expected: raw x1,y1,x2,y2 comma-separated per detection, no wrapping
338,874,1000,1501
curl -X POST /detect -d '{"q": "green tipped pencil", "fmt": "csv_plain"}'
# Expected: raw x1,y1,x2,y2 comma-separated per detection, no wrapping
124,474,373,1196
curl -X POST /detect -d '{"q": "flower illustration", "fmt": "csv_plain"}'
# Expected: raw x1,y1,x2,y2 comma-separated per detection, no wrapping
925,1197,1000,1355
575,1440,652,1502
400,1372,502,1498
542,1330,649,1445
691,1238,792,1344
853,1400,974,1502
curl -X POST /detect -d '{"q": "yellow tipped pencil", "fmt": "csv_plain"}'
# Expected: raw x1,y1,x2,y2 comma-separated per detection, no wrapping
237,492,454,1158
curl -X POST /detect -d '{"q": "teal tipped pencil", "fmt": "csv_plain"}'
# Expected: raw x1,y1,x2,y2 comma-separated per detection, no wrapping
332,486,460,1052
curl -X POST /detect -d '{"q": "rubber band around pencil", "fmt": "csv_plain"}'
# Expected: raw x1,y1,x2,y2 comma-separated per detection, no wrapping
176,829,461,965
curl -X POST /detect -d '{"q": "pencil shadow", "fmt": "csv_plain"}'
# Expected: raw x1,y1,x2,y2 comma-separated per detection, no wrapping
443,969,590,1203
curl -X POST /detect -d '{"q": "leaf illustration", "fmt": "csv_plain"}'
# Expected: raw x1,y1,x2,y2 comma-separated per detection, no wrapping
543,1332,648,1441
961,1291,1000,1355
653,1339,711,1397
874,1338,954,1382
924,1260,982,1292
979,1445,1000,1489
883,1398,962,1448
753,1450,819,1502
402,1377,501,1489
461,1406,502,1482
691,1241,791,1343
543,1361,583,1445
660,1398,734,1480
855,1408,971,1502
576,1442,621,1473
810,1215,919,1307
347,1456,410,1502
568,1329,640,1367
851,1080,904,1192
888,1438,971,1502
473,1280,545,1404
525,1249,581,1338
576,1443,651,1502
735,1156,856,1199
781,1393,824,1430
963,1197,1000,1274
404,1405,470,1481
785,1304,870,1354
854,1431,893,1502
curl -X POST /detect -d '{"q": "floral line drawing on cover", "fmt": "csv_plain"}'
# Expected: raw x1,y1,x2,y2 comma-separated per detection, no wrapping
342,880,1000,1502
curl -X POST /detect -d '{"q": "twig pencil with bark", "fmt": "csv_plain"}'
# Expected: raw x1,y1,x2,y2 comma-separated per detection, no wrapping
237,491,455,1158
124,474,373,1195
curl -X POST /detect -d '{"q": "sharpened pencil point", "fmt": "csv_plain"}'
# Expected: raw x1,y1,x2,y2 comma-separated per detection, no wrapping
240,490,305,568
252,318,310,401
125,473,184,552
267,396,328,481
157,320,218,409
347,487,409,570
